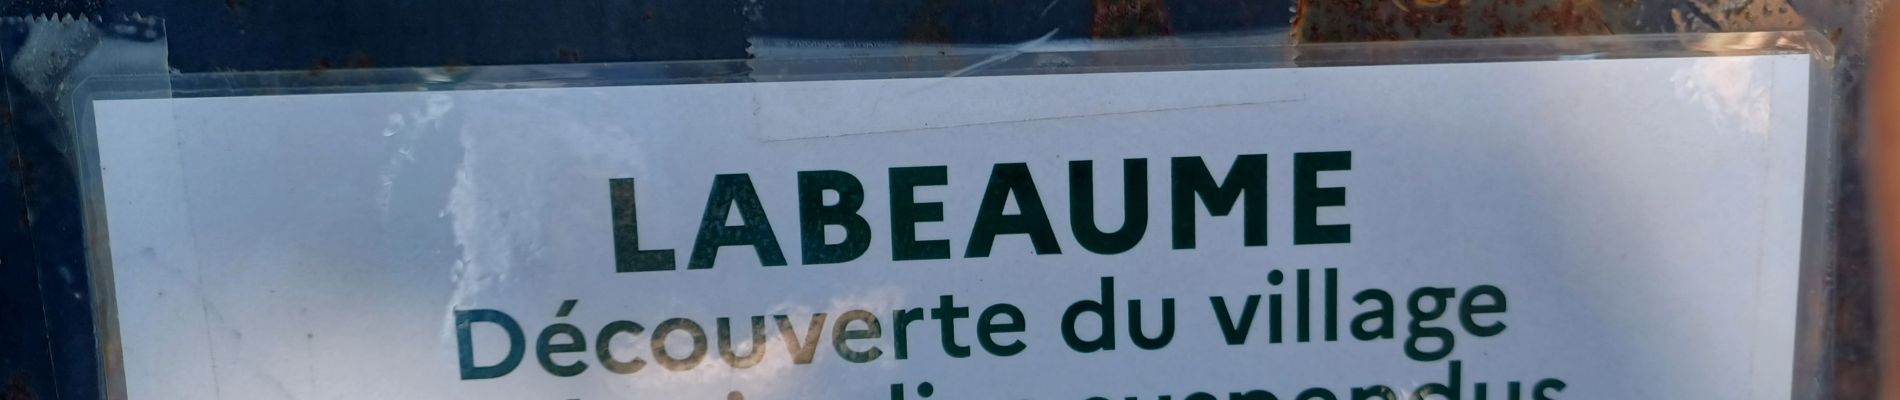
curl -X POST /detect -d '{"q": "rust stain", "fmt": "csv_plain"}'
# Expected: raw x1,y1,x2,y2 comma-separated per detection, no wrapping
1091,0,1174,38
441,60,469,75
1527,0,1611,33
1293,0,1798,43
305,57,332,77
346,51,376,69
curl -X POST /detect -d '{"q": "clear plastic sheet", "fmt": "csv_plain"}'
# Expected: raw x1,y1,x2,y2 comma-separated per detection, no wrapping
1,15,169,400
55,31,1832,399
1784,1,1883,396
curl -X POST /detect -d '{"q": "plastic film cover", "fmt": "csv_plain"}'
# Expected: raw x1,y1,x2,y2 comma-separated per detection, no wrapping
73,32,1815,399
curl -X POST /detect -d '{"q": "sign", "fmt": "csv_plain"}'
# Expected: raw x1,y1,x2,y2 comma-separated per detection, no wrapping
93,54,1809,399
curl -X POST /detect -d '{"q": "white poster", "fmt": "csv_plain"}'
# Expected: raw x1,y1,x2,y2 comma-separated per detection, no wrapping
93,54,1809,399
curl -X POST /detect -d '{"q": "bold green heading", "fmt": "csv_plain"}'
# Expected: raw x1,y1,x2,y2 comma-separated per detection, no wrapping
608,152,1353,272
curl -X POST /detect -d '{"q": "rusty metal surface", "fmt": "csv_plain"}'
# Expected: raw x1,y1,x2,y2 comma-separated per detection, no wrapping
1788,0,1886,397
1291,0,1802,42
1091,0,1177,38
